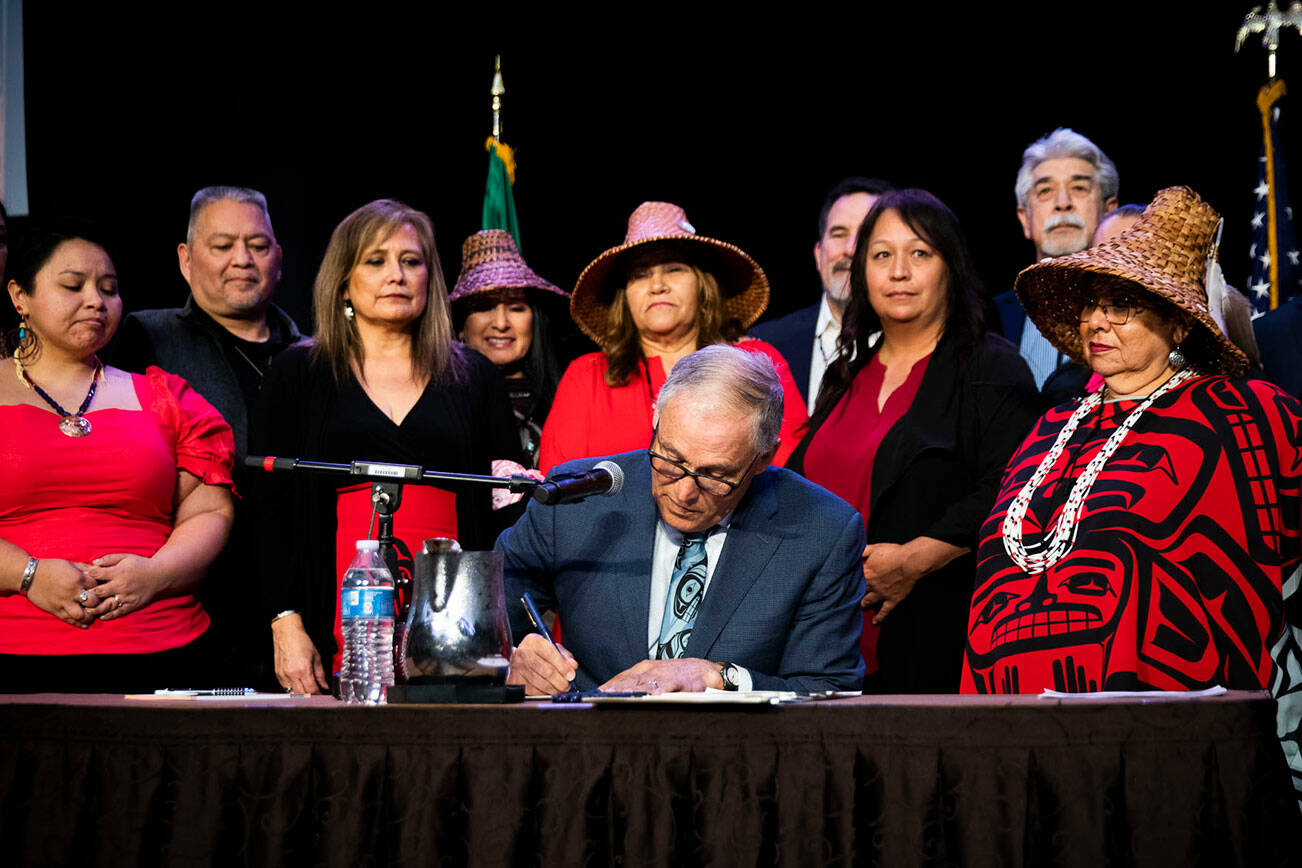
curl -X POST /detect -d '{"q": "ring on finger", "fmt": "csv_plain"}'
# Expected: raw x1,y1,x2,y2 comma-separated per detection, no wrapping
114,595,121,609
79,590,89,604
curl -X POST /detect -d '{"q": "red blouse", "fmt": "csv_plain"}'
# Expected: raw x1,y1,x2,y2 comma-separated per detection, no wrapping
0,367,234,655
538,339,809,474
802,353,931,672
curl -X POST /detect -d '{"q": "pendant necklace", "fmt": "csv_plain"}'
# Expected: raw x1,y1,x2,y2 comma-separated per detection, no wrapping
14,358,104,438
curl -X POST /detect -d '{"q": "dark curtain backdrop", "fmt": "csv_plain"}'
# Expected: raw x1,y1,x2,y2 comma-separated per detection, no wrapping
15,5,1282,336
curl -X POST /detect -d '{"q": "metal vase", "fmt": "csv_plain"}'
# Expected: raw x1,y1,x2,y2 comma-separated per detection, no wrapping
399,538,511,682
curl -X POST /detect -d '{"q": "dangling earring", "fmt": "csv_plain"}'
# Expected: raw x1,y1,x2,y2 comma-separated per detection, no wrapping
1168,344,1187,369
16,315,27,343
344,301,355,321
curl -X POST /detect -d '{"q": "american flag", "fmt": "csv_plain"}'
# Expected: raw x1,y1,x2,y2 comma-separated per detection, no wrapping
1249,78,1301,318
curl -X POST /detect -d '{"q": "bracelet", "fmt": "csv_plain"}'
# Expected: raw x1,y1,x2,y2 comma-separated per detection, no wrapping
270,609,299,627
19,557,38,595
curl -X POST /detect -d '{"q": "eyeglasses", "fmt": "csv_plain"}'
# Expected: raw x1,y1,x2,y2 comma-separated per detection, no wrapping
1079,298,1144,325
648,435,758,497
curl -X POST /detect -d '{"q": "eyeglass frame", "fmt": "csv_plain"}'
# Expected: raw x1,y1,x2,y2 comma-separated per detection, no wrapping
647,427,761,497
1079,296,1146,326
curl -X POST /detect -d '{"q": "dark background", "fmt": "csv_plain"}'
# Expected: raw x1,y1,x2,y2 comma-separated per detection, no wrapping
15,4,1293,334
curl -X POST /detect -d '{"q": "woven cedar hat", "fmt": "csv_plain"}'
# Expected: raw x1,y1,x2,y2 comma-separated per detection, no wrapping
570,201,771,346
449,229,568,305
1014,186,1249,377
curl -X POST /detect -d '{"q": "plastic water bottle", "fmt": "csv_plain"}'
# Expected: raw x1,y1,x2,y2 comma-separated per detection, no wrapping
340,539,395,705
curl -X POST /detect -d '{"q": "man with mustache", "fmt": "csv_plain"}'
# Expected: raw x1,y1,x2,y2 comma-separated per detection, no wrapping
751,177,893,412
995,129,1118,388
111,186,302,687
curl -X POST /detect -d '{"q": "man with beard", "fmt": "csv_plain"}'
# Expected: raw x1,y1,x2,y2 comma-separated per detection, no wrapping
751,177,893,412
994,129,1118,388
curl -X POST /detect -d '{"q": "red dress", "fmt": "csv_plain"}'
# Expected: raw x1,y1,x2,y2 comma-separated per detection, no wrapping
538,339,808,474
962,376,1302,694
802,353,930,673
0,367,234,655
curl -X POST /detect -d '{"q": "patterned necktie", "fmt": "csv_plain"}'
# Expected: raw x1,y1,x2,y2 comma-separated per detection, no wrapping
653,532,709,659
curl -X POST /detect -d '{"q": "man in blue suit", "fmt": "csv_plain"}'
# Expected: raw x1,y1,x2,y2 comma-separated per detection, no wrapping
750,177,893,412
499,346,866,695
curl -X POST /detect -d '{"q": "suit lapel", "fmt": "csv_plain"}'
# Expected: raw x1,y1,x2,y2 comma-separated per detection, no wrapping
617,454,659,663
685,470,781,660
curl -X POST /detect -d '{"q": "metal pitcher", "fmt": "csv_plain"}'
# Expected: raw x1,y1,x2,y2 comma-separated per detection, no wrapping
399,538,511,682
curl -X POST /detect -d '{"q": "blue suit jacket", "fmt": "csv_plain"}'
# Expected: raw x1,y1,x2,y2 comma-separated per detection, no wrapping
992,290,1027,347
749,302,820,405
497,451,866,692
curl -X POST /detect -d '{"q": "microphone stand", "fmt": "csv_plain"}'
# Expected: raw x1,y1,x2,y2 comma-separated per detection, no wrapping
245,455,539,618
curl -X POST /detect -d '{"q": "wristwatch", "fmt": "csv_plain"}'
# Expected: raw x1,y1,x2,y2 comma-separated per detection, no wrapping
719,661,741,691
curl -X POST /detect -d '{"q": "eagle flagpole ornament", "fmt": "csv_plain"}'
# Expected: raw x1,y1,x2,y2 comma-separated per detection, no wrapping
1239,3,1302,313
1236,2,1302,79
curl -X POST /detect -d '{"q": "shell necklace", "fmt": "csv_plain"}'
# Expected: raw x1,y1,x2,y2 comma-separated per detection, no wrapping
1000,368,1195,574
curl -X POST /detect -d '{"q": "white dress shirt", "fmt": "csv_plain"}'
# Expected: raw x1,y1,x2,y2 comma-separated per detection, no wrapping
808,295,841,413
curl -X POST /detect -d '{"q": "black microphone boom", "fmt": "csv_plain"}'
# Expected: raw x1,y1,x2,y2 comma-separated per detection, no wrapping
530,460,625,505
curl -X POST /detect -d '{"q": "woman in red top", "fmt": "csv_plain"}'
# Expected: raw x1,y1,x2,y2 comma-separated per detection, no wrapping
964,187,1302,700
789,190,1039,693
539,201,807,473
0,220,235,692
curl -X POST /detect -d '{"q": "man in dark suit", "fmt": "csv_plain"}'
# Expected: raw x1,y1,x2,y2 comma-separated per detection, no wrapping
996,128,1118,388
500,345,865,695
750,177,893,412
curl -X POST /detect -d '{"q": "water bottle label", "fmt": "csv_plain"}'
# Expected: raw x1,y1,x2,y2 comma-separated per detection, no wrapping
341,587,394,619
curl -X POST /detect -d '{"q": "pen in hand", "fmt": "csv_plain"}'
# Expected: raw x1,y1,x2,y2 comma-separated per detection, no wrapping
520,593,579,692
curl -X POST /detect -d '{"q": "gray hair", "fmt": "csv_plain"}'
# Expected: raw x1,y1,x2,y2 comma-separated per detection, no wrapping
186,186,274,244
653,344,784,453
1014,128,1119,208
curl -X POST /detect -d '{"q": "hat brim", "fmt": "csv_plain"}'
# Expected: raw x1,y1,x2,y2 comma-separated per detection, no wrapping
1014,252,1250,377
570,235,770,347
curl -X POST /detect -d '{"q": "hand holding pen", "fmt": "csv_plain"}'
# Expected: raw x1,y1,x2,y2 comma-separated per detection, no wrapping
505,593,580,696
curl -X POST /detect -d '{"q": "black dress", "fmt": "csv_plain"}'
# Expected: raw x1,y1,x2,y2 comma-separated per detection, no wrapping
250,344,521,667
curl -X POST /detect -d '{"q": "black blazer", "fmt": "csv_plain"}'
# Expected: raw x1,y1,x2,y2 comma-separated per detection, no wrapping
112,295,302,463
749,301,820,404
789,331,1043,692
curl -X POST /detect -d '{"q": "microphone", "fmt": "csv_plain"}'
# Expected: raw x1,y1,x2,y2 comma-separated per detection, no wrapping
531,460,625,505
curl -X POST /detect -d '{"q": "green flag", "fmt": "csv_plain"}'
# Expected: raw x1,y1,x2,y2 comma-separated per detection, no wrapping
482,137,521,250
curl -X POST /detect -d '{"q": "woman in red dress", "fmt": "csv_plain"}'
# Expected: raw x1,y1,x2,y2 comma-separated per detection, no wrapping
538,201,807,473
789,189,1040,693
0,220,235,692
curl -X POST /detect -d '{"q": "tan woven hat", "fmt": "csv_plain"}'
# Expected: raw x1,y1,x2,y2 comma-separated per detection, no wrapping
1014,186,1249,377
449,229,568,305
569,201,771,346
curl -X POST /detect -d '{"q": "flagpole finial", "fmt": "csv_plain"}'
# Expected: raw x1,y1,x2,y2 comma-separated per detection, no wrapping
1237,2,1302,80
491,55,505,140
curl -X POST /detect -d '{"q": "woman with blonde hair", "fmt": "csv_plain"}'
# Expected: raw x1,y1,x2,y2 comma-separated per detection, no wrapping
253,199,518,695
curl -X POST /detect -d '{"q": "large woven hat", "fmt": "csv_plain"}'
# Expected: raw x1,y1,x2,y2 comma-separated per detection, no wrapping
570,201,770,346
449,229,568,305
1014,186,1249,376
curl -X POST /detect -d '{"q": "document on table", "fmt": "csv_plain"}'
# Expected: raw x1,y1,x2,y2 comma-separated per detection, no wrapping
1038,685,1228,700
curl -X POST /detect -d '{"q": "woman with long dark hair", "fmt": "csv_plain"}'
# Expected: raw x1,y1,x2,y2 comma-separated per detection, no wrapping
789,189,1041,693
